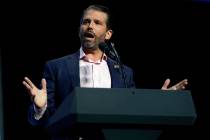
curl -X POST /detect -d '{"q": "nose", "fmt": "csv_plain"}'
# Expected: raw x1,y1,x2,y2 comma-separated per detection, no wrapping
88,21,94,29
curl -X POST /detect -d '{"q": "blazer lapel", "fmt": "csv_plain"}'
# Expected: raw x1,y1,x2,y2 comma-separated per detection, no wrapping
66,51,80,87
107,58,122,88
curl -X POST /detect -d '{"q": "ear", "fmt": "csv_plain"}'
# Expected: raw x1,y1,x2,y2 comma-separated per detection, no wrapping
105,30,113,40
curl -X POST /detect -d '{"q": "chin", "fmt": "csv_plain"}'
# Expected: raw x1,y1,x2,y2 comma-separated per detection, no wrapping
83,42,96,49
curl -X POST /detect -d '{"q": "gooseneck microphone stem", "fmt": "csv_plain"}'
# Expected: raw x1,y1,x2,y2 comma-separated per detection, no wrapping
110,43,127,88
99,42,128,88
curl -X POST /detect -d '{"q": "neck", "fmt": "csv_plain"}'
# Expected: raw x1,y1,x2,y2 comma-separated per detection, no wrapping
83,47,103,62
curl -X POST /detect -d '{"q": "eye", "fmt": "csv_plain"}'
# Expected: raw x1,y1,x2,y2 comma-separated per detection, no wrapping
82,19,90,25
95,20,102,25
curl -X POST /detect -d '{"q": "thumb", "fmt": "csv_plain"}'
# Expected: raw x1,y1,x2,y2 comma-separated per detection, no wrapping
41,78,47,91
161,78,170,90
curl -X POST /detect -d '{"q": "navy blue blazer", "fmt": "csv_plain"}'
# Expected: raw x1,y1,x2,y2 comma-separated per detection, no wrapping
28,50,135,125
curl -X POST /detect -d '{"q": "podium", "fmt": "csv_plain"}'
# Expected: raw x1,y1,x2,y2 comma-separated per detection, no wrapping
45,87,197,140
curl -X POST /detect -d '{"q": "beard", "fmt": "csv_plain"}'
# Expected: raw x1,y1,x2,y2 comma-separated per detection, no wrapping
79,30,105,51
80,35,101,51
81,40,98,51
83,41,96,49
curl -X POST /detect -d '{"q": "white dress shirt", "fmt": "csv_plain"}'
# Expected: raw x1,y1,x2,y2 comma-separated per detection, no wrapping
79,47,111,88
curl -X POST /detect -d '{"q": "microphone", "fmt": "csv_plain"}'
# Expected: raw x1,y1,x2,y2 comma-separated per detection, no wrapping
99,42,127,88
99,42,116,59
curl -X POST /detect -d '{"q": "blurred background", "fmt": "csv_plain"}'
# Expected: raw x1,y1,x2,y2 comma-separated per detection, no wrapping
1,0,210,139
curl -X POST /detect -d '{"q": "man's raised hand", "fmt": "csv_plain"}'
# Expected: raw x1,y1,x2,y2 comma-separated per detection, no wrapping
22,77,47,108
161,78,188,90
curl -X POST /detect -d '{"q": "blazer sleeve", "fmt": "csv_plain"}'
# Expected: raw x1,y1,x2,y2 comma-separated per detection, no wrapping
125,66,136,88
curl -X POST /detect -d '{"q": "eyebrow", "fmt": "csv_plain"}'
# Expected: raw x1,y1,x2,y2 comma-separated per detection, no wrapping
82,18,103,24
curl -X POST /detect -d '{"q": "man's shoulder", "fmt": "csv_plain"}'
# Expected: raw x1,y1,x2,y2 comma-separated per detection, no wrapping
46,51,79,64
123,64,133,73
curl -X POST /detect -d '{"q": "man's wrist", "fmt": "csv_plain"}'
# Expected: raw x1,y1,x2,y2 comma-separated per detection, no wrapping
33,103,47,120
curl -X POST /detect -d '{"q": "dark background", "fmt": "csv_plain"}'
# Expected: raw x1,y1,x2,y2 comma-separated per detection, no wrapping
1,0,210,139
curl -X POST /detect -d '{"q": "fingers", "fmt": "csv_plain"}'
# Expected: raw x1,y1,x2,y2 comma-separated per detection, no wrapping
169,86,176,90
23,77,36,90
161,78,188,90
168,79,188,90
23,77,47,105
22,77,37,97
174,79,188,90
181,79,188,86
175,79,188,86
22,80,32,91
161,78,170,90
41,78,47,91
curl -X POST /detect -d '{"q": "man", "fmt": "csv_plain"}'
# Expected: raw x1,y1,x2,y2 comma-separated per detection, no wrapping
23,4,188,140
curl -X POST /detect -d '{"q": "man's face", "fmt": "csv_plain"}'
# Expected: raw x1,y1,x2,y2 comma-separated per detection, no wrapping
79,9,112,50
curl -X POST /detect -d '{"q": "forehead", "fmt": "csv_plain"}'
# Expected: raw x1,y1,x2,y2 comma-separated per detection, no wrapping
82,9,108,22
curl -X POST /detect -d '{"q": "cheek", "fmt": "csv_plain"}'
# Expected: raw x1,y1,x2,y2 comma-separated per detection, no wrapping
80,26,86,31
78,31,82,38
79,28,85,35
79,27,84,32
97,33,106,39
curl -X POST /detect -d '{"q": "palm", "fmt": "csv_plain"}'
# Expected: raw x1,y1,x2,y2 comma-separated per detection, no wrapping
23,77,47,108
32,88,47,108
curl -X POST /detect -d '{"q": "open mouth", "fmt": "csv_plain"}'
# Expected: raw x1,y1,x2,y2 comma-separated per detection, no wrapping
84,32,95,38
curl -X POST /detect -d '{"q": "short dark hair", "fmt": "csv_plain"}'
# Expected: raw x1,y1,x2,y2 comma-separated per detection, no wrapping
81,4,112,29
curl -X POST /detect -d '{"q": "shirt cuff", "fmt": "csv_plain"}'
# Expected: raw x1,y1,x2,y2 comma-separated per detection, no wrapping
33,103,47,120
